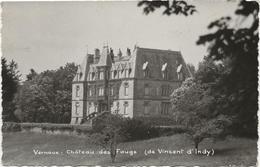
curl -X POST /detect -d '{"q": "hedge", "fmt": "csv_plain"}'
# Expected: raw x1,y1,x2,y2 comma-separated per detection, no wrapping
3,122,92,134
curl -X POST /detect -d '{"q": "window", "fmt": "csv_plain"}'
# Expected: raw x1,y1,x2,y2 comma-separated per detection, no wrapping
98,87,104,96
124,69,128,78
111,71,114,79
124,83,129,96
128,68,132,77
99,71,104,80
87,102,91,116
75,102,80,115
161,85,169,96
142,61,149,78
89,88,92,96
115,102,120,114
144,84,150,96
76,85,80,97
177,64,183,80
123,101,129,115
91,72,95,80
144,101,150,115
110,86,114,96
114,71,118,79
94,103,97,113
161,102,170,115
156,87,160,96
161,63,168,80
121,69,124,78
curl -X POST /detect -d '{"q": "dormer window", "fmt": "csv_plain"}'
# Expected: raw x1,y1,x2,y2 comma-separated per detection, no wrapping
161,63,168,80
121,69,124,78
128,68,132,77
142,61,149,78
91,72,95,80
177,64,183,80
114,70,118,78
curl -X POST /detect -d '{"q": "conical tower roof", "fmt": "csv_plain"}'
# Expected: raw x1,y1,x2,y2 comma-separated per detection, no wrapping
97,46,112,67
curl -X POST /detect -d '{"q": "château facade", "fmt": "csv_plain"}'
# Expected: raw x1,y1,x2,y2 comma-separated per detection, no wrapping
71,46,191,124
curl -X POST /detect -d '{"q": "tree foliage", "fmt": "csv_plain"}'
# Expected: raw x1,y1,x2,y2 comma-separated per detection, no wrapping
138,0,196,16
91,113,127,163
196,0,258,136
171,79,232,149
138,0,258,137
14,63,77,123
2,57,21,121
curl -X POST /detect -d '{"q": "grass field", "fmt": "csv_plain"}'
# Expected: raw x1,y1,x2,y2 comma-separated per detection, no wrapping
2,132,257,166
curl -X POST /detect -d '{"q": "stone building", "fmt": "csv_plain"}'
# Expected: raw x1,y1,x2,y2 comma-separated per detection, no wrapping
71,46,191,124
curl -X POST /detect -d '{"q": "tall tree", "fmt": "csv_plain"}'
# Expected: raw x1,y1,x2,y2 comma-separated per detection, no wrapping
14,63,77,123
196,0,258,136
2,57,21,121
139,0,258,136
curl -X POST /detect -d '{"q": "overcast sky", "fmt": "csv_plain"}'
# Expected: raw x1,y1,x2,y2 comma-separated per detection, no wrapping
2,1,239,80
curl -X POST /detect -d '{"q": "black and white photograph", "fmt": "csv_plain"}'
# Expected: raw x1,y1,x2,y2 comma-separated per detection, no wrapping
1,0,258,166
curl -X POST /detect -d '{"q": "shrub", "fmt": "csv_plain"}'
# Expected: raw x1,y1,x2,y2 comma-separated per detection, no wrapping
120,118,160,141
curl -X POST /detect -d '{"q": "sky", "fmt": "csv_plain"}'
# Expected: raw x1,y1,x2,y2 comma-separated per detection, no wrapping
2,1,239,80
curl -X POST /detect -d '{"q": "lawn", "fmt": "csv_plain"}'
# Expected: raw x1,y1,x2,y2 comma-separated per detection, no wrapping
2,132,257,166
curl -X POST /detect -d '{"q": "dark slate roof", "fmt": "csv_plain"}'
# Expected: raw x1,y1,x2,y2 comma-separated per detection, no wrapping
133,47,190,80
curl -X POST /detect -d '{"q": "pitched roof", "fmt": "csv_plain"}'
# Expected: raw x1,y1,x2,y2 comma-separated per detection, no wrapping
73,55,88,82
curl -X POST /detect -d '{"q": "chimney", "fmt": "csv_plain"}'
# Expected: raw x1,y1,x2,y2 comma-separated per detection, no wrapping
110,48,114,62
94,48,100,63
87,54,94,64
126,48,131,56
118,49,122,58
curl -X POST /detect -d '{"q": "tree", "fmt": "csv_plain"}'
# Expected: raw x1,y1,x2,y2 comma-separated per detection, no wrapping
139,0,258,136
26,69,37,81
196,0,258,136
90,113,127,163
171,79,232,149
195,57,225,84
14,63,77,123
138,0,196,16
2,57,21,121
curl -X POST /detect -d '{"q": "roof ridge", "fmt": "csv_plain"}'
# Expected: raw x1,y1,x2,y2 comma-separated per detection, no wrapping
137,47,180,54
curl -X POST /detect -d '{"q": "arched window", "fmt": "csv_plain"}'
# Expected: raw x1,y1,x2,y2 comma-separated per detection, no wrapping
124,82,129,96
123,101,129,115
75,102,80,115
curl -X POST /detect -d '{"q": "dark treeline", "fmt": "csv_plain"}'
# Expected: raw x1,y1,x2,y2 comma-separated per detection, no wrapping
2,58,77,124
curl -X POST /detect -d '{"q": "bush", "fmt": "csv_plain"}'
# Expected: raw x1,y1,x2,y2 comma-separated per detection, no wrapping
134,116,177,126
2,122,21,132
120,118,160,141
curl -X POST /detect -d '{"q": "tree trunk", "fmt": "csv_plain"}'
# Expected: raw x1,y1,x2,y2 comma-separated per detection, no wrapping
110,138,117,163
